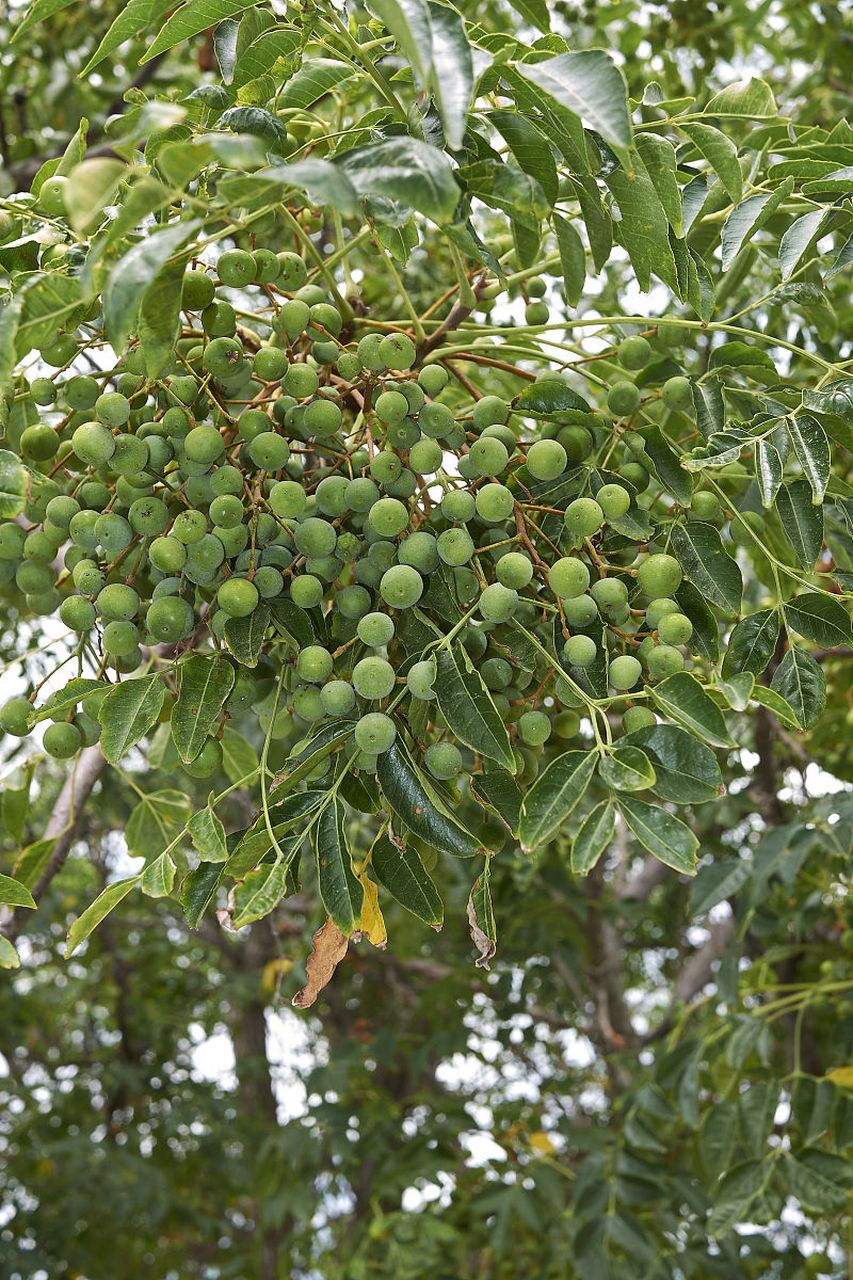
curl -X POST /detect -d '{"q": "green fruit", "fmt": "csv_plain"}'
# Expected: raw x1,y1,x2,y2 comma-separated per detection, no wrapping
290,575,324,608
59,595,96,632
418,364,449,396
662,375,692,411
320,680,356,717
147,596,194,642
218,248,256,287
469,436,508,477
284,363,319,398
476,483,514,523
296,645,334,683
526,439,567,480
269,480,307,518
182,270,215,310
562,594,598,628
609,654,642,690
645,643,685,678
558,426,593,462
95,391,131,427
623,705,656,733
368,497,410,538
596,484,631,520
103,620,139,656
563,634,597,667
375,390,409,425
295,517,337,558
128,497,169,536
407,659,436,699
657,612,692,645
478,583,518,623
379,564,423,609
549,556,590,599
97,583,139,621
425,741,463,780
436,527,474,567
0,697,33,737
518,710,551,746
304,399,342,437
354,711,396,754
353,656,395,700
472,396,509,430
253,347,289,382
276,252,308,290
38,175,68,215
637,553,682,598
43,721,83,758
217,577,259,618
72,421,115,467
617,335,652,370
172,509,207,545
564,498,604,538
357,612,395,647
419,402,455,439
496,552,533,589
607,380,641,417
21,425,59,461
203,336,244,380
408,438,442,475
185,425,224,465
30,377,57,406
184,737,223,778
253,248,281,284
249,432,290,471
689,491,722,522
525,300,549,325
378,332,416,370
554,710,580,738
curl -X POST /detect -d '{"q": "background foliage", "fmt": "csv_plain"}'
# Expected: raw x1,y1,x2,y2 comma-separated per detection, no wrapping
1,0,852,1277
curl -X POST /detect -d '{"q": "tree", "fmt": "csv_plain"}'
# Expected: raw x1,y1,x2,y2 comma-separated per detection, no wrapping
0,0,852,1275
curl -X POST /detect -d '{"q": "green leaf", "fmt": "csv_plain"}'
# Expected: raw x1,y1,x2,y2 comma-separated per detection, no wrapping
515,381,591,417
553,213,585,306
367,0,433,83
0,937,20,969
691,376,725,438
783,1149,853,1214
605,159,679,293
11,0,76,42
518,750,597,852
65,877,139,957
786,592,852,647
671,522,743,613
98,675,165,765
507,0,550,29
140,851,177,898
82,0,174,73
690,858,750,916
707,1160,769,1236
738,1081,780,1157
314,798,363,936
219,106,290,154
370,832,443,927
213,17,239,82
755,438,783,508
142,0,265,61
0,872,36,910
269,721,355,801
223,604,269,666
336,138,460,223
700,1103,738,1182
188,802,229,863
514,50,632,152
231,26,300,88
720,178,794,270
14,837,56,889
705,78,777,117
825,231,853,283
16,272,85,355
104,219,201,354
722,609,780,678
428,2,473,151
571,800,616,874
0,449,29,519
467,859,497,968
278,57,355,110
750,683,801,730
770,646,826,729
231,833,303,928
776,479,824,568
680,122,742,203
650,672,735,748
599,746,656,792
64,159,126,234
138,257,187,379
126,789,191,858
619,795,698,874
634,133,683,234
181,862,222,928
788,413,830,504
779,209,827,281
435,645,515,771
171,656,235,763
457,159,548,226
267,596,315,650
491,110,558,206
469,770,522,836
376,739,483,858
224,792,322,878
221,726,259,785
672,585,718,667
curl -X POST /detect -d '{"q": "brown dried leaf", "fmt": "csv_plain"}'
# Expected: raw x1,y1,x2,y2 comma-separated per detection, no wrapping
292,916,349,1009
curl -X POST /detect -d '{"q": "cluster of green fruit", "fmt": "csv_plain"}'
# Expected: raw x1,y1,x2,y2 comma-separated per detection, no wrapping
0,247,712,784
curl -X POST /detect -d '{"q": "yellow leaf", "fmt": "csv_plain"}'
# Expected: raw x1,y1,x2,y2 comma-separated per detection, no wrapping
261,957,292,994
358,872,387,949
826,1066,853,1090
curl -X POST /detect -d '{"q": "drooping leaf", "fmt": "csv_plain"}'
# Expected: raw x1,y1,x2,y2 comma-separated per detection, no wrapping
788,413,830,504
722,609,780,678
720,178,794,270
466,859,497,968
314,798,364,936
292,917,350,1009
671,522,743,613
619,794,699,874
428,2,473,150
98,675,165,765
770,646,826,728
171,655,235,763
681,122,742,203
570,800,616,874
776,479,824,568
367,0,433,83
140,851,177,898
223,603,269,666
779,209,827,281
103,219,202,354
0,450,29,520
188,802,229,863
650,671,735,748
0,873,36,910
755,438,783,508
142,0,265,61
435,645,515,771
65,877,140,957
707,1160,770,1237
376,739,483,857
518,750,597,852
232,834,303,928
634,133,683,234
370,832,443,927
553,212,586,306
335,137,459,223
514,50,632,152
785,592,853,647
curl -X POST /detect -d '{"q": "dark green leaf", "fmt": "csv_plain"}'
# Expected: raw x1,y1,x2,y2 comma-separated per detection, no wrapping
98,675,165,765
553,213,585,306
650,671,735,748
514,50,632,152
755,438,783,508
428,1,473,150
370,832,443,926
634,133,683,234
143,0,266,61
786,592,852,647
171,656,235,764
181,861,223,928
776,479,824,568
518,750,597,851
571,800,615,874
435,645,515,771
671,522,743,612
223,604,269,666
619,794,698,874
469,770,522,835
788,413,830,504
681,122,742,203
674,581,721,663
640,426,693,505
492,110,558,207
770,646,826,728
0,873,36,910
336,137,459,223
690,858,750,915
314,798,364,935
708,1160,769,1236
722,609,780,678
599,746,656,792
376,739,483,857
